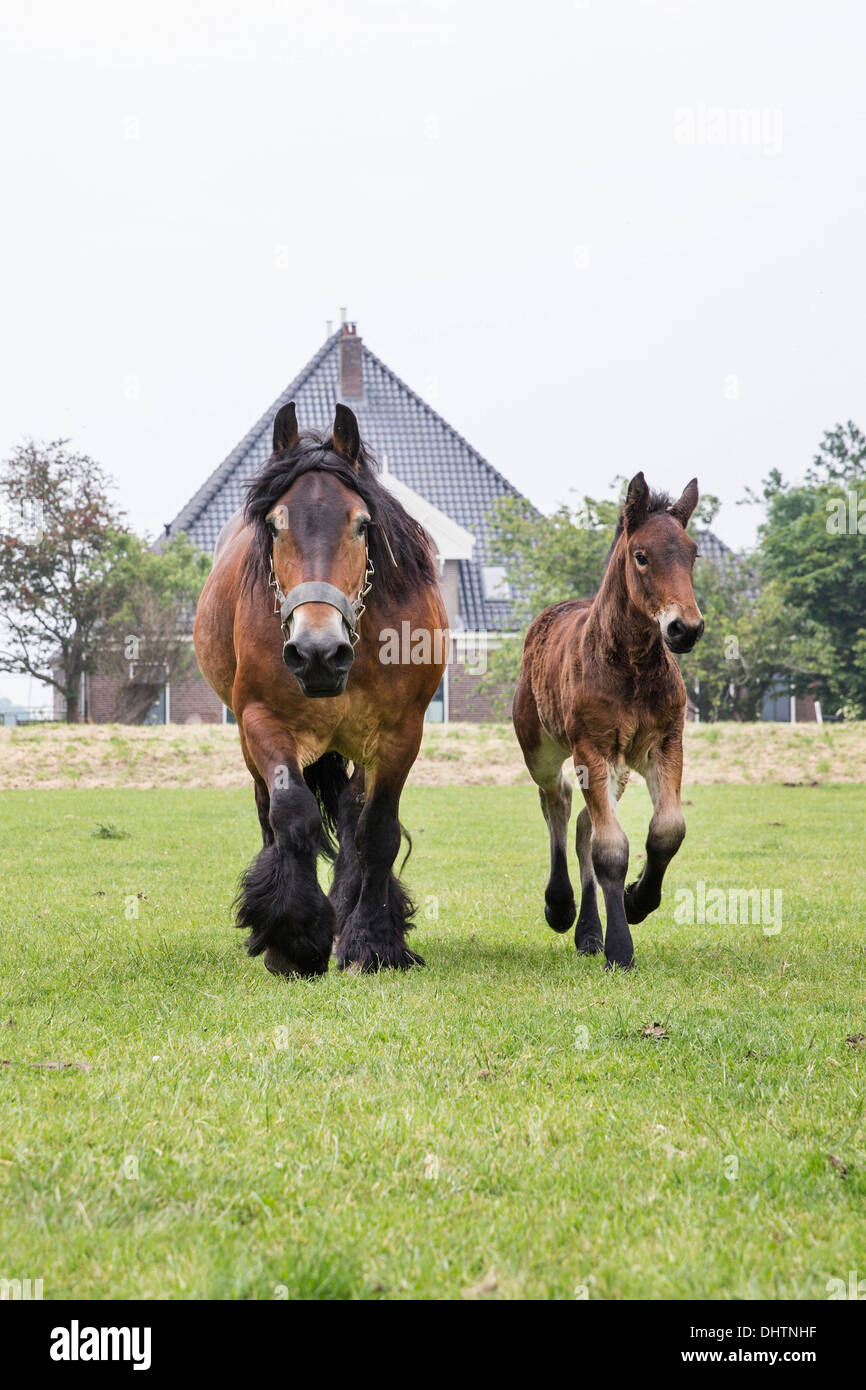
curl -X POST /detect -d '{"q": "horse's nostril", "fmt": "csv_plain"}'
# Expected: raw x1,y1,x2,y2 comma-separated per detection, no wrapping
283,641,304,673
695,619,705,641
667,619,685,640
331,641,354,673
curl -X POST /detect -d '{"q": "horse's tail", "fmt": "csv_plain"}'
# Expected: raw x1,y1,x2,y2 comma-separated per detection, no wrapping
304,752,350,859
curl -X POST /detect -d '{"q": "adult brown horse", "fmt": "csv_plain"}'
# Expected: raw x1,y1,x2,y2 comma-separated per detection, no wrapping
194,402,446,977
513,473,704,970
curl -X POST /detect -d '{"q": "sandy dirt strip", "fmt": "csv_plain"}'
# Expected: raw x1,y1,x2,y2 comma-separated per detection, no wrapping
1,721,863,789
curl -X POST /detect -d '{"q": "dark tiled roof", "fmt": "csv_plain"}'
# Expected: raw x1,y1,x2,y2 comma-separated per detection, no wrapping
694,527,733,565
163,330,527,631
163,327,735,631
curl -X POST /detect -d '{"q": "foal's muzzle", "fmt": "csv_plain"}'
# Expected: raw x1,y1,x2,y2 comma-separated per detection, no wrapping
663,617,705,654
283,626,354,697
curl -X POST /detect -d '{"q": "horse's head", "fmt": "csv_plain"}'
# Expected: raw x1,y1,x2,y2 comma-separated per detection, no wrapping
620,472,705,654
265,403,371,698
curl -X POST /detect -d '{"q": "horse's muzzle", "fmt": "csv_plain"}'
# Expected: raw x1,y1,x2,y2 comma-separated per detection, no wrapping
282,627,354,698
663,617,705,654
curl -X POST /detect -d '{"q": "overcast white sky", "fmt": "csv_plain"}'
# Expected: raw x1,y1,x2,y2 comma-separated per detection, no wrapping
1,0,864,705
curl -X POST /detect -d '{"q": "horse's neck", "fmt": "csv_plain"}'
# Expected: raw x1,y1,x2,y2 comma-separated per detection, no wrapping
585,553,664,671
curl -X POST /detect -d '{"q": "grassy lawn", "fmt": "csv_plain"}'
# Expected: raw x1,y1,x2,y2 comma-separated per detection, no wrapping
1,782,864,1300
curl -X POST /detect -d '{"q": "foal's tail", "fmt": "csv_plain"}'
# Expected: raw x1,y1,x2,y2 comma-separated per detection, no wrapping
304,752,350,859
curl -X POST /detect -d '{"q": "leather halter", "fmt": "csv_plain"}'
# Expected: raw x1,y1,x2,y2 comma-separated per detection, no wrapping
268,545,374,648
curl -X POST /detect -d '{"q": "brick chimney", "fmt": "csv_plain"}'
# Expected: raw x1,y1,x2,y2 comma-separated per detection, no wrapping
338,321,363,400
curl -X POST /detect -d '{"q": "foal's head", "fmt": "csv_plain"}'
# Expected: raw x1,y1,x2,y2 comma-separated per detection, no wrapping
616,472,705,654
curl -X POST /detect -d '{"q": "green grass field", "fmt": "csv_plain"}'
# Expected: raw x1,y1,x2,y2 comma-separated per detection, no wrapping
1,783,864,1300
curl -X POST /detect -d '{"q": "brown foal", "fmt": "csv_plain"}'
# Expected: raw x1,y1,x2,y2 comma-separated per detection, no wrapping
513,472,705,969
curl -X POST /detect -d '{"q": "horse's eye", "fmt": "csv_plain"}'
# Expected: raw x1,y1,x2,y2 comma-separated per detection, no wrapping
634,551,648,568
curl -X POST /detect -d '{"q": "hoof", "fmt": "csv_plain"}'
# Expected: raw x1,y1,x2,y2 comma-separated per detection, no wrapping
545,893,576,934
263,945,329,978
337,943,425,973
604,953,635,972
575,931,604,956
624,882,659,925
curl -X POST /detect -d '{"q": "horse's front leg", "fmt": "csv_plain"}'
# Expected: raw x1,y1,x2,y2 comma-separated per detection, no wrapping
624,736,686,925
575,745,634,970
236,710,334,977
335,740,423,973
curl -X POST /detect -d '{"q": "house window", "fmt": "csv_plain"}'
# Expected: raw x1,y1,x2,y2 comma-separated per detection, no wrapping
424,674,447,724
481,566,510,600
143,685,168,726
223,705,237,725
760,680,792,722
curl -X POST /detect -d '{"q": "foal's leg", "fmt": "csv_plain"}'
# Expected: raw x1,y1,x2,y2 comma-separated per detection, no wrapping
335,737,423,973
539,772,576,932
528,735,576,933
236,708,334,977
574,806,604,954
514,685,576,933
575,745,634,970
624,737,686,925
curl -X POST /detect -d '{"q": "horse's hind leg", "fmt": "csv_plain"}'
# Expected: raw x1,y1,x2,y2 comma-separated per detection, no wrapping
253,777,273,847
624,738,686,925
514,681,575,933
329,765,365,932
575,744,634,970
538,770,576,933
574,806,604,954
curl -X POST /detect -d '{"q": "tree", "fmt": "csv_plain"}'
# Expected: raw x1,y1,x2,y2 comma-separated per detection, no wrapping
94,534,211,723
0,440,136,721
749,421,866,717
679,555,831,721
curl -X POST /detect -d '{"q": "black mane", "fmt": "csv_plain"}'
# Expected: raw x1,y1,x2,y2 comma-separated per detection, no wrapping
241,428,438,601
605,487,673,567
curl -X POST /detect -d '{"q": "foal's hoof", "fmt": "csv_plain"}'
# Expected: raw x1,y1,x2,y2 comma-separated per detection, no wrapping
545,893,576,934
263,945,329,979
624,882,660,925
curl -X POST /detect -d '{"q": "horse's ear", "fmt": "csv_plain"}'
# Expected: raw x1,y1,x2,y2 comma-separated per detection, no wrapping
669,478,699,528
332,403,361,467
623,472,650,534
273,402,299,454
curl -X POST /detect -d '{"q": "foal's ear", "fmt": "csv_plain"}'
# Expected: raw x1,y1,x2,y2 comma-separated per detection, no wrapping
623,471,650,534
273,401,299,454
668,478,699,528
332,403,361,467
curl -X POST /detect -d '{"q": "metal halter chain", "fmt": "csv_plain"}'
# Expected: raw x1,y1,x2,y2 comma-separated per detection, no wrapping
268,544,375,648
